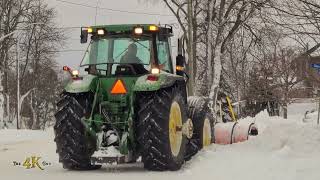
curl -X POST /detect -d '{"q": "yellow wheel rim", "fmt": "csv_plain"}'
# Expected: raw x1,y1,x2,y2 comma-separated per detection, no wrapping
169,101,183,157
202,118,212,147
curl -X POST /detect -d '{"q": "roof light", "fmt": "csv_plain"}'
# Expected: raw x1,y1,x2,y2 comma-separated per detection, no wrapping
111,79,127,95
97,29,105,35
151,68,160,74
72,70,79,77
88,28,93,33
149,25,159,31
134,27,143,35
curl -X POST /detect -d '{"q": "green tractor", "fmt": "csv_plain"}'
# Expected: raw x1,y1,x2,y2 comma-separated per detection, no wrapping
54,24,215,171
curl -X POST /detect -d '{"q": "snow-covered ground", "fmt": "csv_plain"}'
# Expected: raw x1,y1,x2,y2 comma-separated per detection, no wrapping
1,101,319,180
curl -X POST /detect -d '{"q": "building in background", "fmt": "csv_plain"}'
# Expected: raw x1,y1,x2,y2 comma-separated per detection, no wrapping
294,56,320,98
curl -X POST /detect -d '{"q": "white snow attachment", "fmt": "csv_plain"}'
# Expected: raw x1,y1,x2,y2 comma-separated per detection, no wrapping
213,122,237,145
213,120,258,145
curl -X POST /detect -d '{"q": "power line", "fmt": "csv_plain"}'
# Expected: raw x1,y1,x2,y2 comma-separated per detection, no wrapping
54,26,82,29
48,49,86,53
16,26,81,30
55,0,174,17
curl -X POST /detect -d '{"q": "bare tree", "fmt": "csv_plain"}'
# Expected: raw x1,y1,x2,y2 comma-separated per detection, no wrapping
163,0,268,105
223,27,256,114
0,0,36,127
274,48,302,118
19,0,64,129
0,0,64,129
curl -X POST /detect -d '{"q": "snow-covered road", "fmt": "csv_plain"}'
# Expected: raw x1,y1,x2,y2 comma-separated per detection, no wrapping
1,101,320,180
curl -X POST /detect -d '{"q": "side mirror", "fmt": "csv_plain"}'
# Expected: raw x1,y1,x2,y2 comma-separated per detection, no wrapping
176,54,185,76
176,37,188,80
80,28,88,44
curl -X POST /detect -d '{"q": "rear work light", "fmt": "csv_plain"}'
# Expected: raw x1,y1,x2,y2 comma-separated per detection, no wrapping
97,29,105,35
134,27,143,35
151,68,160,74
71,70,79,77
63,66,81,80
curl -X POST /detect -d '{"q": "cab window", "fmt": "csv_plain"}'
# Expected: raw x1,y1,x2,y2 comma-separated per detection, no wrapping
157,39,172,73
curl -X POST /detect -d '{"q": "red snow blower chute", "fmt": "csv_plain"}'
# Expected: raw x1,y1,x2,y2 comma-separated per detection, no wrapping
213,120,258,145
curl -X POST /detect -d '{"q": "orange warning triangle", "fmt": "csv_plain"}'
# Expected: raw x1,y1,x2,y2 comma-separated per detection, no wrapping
111,79,127,94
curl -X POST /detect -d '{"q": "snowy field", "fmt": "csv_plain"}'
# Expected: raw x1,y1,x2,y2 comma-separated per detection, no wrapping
1,101,320,180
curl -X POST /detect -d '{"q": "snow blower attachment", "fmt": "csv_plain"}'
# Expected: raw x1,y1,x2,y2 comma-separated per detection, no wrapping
213,94,258,145
213,121,258,145
54,24,215,171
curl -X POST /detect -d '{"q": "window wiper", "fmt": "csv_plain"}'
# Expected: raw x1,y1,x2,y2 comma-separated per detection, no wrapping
114,41,150,60
114,47,130,60
132,39,150,51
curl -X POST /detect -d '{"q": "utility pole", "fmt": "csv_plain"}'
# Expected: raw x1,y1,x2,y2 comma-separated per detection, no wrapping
317,90,320,125
16,38,20,129
187,0,194,96
94,0,102,25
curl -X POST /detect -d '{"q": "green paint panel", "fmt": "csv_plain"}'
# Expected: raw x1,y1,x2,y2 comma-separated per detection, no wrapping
98,77,138,129
134,72,183,91
100,77,138,96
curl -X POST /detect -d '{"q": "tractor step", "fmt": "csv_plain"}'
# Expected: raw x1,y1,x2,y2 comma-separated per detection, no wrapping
90,146,131,165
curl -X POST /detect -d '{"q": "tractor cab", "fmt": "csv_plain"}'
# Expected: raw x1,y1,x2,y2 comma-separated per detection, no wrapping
80,25,175,77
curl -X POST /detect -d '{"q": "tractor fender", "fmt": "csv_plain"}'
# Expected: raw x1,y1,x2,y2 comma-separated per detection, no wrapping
64,74,97,93
134,72,185,92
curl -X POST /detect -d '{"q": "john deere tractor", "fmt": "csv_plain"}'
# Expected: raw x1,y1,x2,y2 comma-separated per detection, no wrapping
54,24,215,171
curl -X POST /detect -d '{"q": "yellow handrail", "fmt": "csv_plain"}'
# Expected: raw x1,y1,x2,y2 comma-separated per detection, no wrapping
226,96,237,122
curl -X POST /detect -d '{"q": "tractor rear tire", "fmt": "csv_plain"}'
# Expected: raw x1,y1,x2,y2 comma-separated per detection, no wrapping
136,86,187,171
187,97,215,148
54,92,101,170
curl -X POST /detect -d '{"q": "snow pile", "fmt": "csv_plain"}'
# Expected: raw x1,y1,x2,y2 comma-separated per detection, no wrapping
185,103,320,180
288,101,320,125
303,110,318,123
0,129,53,145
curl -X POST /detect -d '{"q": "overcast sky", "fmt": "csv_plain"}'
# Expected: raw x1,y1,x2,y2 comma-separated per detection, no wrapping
45,0,179,69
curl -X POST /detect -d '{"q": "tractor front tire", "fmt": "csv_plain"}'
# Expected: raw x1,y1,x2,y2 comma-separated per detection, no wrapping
136,86,187,171
54,93,101,170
